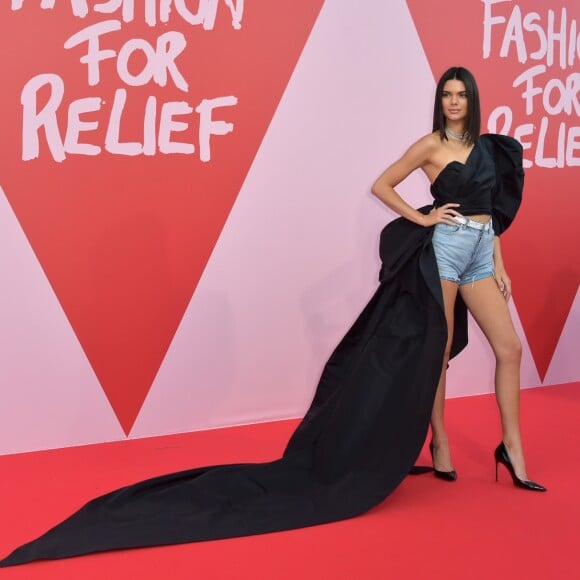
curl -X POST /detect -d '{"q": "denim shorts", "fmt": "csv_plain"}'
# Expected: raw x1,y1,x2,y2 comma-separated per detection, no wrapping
432,221,495,285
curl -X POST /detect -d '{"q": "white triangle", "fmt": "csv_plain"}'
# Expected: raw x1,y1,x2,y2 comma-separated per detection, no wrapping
0,186,125,454
132,0,452,437
544,288,580,385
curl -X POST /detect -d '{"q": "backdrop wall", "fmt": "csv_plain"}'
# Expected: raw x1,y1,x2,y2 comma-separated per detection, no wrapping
1,0,578,455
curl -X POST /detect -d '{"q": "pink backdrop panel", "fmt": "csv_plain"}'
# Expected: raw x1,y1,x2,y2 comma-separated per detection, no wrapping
0,0,577,454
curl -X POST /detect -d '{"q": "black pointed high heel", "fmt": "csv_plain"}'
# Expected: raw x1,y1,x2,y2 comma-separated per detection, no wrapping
429,441,457,482
494,442,546,492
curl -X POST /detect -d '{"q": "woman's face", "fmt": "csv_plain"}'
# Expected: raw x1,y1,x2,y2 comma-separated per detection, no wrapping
441,79,468,124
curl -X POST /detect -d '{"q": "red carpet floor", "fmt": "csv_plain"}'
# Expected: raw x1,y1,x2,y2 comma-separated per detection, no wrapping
0,382,578,580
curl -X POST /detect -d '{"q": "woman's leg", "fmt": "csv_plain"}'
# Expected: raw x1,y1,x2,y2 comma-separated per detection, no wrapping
430,279,459,472
459,276,529,479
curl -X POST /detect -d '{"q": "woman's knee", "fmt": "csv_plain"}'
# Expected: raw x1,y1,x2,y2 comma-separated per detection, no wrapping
495,335,522,365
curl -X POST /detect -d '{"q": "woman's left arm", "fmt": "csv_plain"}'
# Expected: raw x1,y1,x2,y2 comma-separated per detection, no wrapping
493,236,511,301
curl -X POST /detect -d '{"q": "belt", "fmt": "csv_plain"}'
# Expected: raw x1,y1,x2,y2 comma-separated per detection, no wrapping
453,216,492,231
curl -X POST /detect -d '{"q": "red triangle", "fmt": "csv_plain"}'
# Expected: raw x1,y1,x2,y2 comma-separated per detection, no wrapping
406,0,578,380
0,2,324,433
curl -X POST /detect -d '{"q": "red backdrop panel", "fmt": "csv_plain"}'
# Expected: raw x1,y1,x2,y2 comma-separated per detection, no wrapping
0,1,324,433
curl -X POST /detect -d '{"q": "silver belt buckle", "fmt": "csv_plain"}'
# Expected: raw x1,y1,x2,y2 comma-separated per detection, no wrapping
453,215,469,227
453,216,489,231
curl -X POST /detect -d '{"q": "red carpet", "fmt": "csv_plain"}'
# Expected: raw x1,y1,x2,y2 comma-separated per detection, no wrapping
1,382,578,579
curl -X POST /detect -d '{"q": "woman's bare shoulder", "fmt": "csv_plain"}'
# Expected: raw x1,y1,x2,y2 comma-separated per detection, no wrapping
418,132,441,152
373,132,441,189
403,132,441,164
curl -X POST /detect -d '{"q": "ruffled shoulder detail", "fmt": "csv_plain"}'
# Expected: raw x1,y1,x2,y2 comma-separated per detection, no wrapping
479,134,524,235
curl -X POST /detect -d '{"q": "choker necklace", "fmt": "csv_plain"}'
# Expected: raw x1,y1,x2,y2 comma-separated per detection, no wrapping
445,126,470,142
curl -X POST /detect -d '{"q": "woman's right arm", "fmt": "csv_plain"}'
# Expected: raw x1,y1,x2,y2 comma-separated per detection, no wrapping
371,135,461,227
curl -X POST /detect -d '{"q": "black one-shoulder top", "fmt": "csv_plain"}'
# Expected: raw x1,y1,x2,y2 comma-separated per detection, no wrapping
430,134,524,235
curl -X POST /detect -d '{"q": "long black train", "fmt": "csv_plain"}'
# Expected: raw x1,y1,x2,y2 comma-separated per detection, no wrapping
0,134,522,568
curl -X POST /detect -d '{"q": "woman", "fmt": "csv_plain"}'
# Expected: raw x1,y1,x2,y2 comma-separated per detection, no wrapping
371,66,545,490
0,67,544,568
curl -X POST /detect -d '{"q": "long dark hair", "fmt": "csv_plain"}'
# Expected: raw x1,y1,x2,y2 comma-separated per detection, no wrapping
433,66,481,145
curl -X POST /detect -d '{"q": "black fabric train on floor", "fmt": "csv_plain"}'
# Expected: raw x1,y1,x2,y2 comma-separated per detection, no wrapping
0,135,522,567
